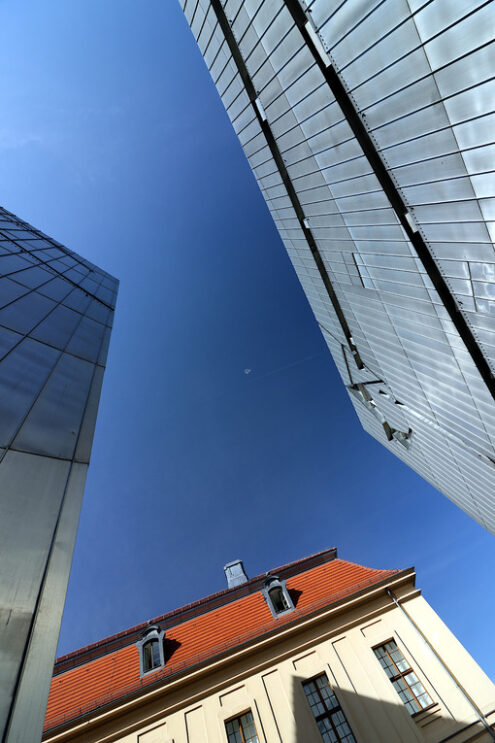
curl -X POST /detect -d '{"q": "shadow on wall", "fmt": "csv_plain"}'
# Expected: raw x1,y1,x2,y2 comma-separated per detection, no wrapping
284,673,494,743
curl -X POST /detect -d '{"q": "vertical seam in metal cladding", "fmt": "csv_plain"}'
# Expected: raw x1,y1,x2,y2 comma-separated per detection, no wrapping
208,0,365,370
282,0,495,401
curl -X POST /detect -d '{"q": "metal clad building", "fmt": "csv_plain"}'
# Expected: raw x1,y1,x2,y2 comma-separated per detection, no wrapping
0,206,118,743
181,0,495,532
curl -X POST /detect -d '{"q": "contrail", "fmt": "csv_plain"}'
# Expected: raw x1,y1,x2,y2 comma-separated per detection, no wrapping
245,352,324,382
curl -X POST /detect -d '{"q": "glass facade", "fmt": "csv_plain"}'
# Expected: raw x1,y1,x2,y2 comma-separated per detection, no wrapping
182,0,495,533
0,206,118,742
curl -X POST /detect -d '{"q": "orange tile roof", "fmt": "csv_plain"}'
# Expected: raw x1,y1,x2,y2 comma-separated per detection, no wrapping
44,552,404,733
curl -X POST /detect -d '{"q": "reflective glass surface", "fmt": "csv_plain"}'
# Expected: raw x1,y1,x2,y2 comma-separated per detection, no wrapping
0,205,118,743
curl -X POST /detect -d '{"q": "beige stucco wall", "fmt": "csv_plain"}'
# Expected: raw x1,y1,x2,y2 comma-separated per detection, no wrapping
45,584,495,743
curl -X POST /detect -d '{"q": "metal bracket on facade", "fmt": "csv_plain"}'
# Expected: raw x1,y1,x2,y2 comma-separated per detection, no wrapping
352,380,495,467
348,383,412,448
403,211,419,234
254,97,267,122
304,20,331,67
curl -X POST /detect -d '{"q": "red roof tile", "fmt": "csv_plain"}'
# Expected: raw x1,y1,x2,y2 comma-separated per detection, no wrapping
44,555,403,732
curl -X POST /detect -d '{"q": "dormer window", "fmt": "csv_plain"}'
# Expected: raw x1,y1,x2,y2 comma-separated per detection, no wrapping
137,625,165,676
262,575,295,618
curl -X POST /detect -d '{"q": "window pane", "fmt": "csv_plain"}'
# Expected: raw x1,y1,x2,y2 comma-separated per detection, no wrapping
332,711,356,743
225,712,258,743
392,678,421,714
143,642,152,672
317,718,338,743
388,643,410,673
240,711,259,743
225,718,243,743
374,645,395,678
152,640,161,667
316,675,339,711
269,586,289,613
303,675,356,743
303,680,325,716
142,639,160,672
403,672,433,709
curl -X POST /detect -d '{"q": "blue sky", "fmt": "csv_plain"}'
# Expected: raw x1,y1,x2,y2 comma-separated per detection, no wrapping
0,0,493,681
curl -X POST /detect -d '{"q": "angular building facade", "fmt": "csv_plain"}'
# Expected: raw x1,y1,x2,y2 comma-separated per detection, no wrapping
0,206,118,743
42,549,495,742
181,0,495,532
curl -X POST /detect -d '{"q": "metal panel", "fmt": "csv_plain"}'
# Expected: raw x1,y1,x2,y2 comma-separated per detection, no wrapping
0,338,60,446
0,451,71,732
5,463,88,743
12,353,95,459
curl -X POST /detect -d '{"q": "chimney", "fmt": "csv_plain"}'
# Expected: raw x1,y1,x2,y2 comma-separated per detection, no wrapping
224,559,249,589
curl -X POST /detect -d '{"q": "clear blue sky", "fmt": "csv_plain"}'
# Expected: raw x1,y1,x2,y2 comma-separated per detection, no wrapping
0,0,493,680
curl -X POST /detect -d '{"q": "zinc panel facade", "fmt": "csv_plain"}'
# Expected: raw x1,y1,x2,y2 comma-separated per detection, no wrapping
0,206,118,743
182,0,495,532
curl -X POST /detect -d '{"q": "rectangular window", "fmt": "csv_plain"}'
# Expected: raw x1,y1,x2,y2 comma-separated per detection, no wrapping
225,710,259,743
142,639,161,672
302,674,356,743
373,640,433,715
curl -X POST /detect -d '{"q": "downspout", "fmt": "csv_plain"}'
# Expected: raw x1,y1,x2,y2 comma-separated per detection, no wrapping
386,589,495,740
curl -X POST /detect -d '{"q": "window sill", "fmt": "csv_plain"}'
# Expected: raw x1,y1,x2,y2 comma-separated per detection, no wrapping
412,702,440,721
140,665,164,678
